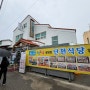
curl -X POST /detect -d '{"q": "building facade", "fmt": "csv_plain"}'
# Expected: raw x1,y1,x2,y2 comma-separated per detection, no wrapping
13,15,77,47
83,30,90,44
0,39,12,50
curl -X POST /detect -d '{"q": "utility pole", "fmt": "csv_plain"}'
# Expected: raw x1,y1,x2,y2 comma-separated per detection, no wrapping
0,0,4,10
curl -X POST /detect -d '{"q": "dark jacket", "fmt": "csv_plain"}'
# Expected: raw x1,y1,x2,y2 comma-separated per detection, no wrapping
0,57,9,70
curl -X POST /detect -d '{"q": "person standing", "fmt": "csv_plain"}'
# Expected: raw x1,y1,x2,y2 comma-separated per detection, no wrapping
0,57,9,85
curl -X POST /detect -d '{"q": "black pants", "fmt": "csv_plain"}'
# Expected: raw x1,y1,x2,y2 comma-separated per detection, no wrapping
0,69,7,84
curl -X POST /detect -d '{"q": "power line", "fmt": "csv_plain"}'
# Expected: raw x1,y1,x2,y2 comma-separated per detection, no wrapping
0,0,4,10
7,0,39,31
0,0,40,35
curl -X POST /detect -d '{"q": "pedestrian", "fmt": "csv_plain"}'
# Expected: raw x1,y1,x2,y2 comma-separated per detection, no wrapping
0,57,9,85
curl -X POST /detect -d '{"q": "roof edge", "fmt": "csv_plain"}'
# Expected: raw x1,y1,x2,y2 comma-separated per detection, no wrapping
35,24,76,31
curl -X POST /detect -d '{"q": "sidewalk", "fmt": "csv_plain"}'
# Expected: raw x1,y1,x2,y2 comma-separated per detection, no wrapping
0,71,90,90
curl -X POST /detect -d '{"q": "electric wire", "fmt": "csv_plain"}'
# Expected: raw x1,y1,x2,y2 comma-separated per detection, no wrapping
0,0,40,39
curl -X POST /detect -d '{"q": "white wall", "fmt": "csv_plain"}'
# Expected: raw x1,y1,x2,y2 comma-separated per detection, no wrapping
34,25,77,45
47,29,77,45
13,27,23,45
34,24,49,44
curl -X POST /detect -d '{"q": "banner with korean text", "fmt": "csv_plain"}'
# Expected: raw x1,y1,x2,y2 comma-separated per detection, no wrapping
26,44,90,74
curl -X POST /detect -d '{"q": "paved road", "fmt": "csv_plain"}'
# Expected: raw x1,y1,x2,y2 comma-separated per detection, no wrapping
0,71,90,90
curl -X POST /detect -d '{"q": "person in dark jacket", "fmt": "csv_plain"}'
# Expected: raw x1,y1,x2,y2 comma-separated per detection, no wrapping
0,57,9,85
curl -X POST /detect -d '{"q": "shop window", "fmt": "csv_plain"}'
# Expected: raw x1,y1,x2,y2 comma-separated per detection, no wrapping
52,36,58,45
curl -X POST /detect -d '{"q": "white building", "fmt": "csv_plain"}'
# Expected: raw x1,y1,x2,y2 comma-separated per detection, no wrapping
0,39,12,50
13,15,77,47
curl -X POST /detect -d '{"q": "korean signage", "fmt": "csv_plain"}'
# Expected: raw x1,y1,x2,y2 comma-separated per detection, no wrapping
26,44,90,74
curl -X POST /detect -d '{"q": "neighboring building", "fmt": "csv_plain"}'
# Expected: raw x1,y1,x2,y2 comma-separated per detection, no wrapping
83,30,90,44
13,15,77,50
0,39,12,50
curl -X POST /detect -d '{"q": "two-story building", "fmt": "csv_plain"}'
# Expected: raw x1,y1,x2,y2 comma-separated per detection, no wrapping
13,15,77,51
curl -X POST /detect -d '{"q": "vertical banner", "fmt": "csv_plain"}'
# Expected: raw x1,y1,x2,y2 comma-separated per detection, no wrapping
19,52,26,73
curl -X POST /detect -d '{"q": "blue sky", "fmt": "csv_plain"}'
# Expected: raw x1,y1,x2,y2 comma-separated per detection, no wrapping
0,0,90,44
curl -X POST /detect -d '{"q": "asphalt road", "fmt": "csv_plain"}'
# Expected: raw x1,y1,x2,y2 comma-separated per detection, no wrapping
0,71,90,90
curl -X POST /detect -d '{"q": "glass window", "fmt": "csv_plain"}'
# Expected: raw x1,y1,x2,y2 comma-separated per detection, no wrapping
15,34,23,42
23,23,27,28
19,34,23,39
16,35,19,42
41,31,46,39
52,36,58,45
30,20,34,38
35,33,40,40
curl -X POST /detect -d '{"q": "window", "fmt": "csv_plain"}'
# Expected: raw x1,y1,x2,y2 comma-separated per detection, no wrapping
41,31,46,39
30,19,34,38
52,36,58,45
35,33,40,40
19,34,23,39
16,35,19,42
15,34,23,42
23,23,27,28
0,41,2,45
35,31,46,40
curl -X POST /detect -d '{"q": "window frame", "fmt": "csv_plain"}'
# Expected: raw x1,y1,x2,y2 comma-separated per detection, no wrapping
15,34,23,42
23,23,27,28
41,31,46,39
35,33,41,40
52,36,58,45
